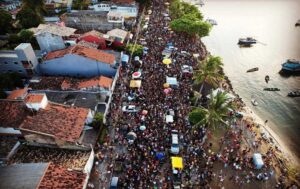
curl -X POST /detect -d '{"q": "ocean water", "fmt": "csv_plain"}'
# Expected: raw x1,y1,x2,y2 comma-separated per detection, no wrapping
199,0,300,160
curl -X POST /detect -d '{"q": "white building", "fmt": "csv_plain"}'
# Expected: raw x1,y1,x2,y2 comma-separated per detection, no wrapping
0,43,39,77
30,24,76,53
90,3,138,19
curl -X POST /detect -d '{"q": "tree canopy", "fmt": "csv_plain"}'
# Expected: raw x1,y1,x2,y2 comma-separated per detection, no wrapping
188,107,207,126
169,0,211,38
18,29,34,43
125,43,143,57
170,0,203,20
190,90,232,130
0,9,13,34
194,55,223,95
16,0,45,28
72,0,90,10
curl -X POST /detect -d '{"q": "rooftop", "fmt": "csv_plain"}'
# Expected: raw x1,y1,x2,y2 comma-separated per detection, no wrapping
19,103,89,142
8,145,90,170
44,45,115,65
107,28,128,41
0,163,48,189
30,24,76,37
0,100,31,128
111,0,136,4
24,93,45,103
6,88,28,100
45,91,107,110
62,76,113,90
29,77,66,90
37,163,86,189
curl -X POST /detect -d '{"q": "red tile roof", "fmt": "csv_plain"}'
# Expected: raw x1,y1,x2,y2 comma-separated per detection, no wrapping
25,94,45,103
19,103,89,142
62,76,113,90
111,0,135,4
37,163,86,189
44,45,115,65
6,88,28,100
0,100,31,128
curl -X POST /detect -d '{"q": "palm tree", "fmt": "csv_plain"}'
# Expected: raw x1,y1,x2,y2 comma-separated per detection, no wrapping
189,90,232,130
194,55,223,104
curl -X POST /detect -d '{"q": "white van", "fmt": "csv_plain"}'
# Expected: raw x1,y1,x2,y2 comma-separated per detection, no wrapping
171,130,179,154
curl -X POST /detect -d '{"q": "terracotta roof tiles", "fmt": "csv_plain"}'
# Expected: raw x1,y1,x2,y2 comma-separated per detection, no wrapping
19,103,89,142
25,94,45,103
44,45,115,65
37,163,86,189
6,88,28,100
0,100,31,128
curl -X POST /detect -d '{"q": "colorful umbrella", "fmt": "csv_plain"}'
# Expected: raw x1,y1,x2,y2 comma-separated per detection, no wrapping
163,58,172,65
163,83,170,88
142,110,148,115
139,125,146,131
132,71,141,79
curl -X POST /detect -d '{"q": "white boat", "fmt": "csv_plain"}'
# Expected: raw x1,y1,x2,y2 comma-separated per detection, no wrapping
251,99,258,106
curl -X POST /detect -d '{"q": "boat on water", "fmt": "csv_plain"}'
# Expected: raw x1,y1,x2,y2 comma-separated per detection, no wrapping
296,20,300,27
238,37,257,46
246,67,259,73
287,91,300,97
264,87,280,91
280,59,300,73
265,75,270,83
206,18,217,26
251,99,258,106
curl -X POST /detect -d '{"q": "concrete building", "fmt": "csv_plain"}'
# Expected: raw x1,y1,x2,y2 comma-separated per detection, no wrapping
39,45,118,78
45,0,73,8
0,43,39,77
90,1,138,19
63,11,124,32
30,24,76,53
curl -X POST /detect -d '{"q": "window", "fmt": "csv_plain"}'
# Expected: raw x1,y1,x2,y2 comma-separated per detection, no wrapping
18,70,22,73
8,70,12,73
14,62,18,65
4,62,8,65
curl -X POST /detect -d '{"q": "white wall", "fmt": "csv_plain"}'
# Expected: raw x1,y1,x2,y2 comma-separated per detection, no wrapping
25,94,48,111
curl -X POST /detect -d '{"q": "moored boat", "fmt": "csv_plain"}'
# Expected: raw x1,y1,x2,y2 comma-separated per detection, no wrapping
287,91,300,97
251,99,258,106
246,67,259,73
265,75,270,83
264,87,280,91
238,37,257,46
296,20,300,27
280,59,300,73
206,18,217,26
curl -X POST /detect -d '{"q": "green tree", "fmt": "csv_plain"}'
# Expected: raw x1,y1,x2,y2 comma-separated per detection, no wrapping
170,14,212,38
16,7,43,28
91,112,104,128
191,90,232,130
188,107,207,126
22,0,46,14
170,0,203,20
194,55,223,97
72,0,90,10
0,73,24,91
18,29,34,43
0,9,13,34
125,43,143,57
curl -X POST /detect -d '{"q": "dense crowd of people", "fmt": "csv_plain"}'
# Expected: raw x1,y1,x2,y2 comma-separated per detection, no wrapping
105,0,297,188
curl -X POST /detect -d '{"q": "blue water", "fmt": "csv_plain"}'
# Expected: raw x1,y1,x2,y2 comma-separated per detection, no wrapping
200,0,300,161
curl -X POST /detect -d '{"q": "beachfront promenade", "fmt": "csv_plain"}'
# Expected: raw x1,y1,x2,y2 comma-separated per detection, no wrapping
96,0,299,188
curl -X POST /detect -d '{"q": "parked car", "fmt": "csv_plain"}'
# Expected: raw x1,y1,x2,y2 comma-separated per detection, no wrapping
171,130,180,154
110,177,118,189
122,105,139,113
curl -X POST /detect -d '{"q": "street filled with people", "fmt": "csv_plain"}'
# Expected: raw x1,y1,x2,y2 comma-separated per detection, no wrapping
105,0,297,188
